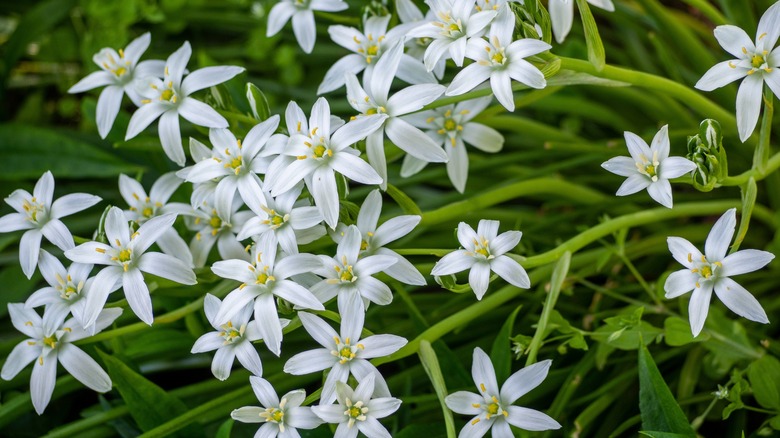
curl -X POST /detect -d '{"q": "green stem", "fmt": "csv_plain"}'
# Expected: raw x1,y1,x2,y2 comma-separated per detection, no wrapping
680,0,728,25
526,252,570,366
720,150,780,186
752,88,774,173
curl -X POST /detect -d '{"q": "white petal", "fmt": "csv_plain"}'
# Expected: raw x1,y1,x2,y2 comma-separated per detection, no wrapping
125,102,167,140
507,58,546,90
623,131,652,162
58,344,111,392
705,208,736,261
549,0,574,43
250,375,280,407
231,406,265,423
82,267,123,327
358,334,406,358
50,193,101,219
273,280,323,310
331,114,387,151
292,9,317,53
20,229,43,279
461,122,503,153
123,268,154,325
447,63,491,96
31,351,57,414
757,1,780,51
331,152,383,185
267,2,296,36
387,84,445,116
736,74,763,142
356,276,393,306
491,69,515,111
659,157,696,180
490,255,530,289
667,236,702,269
695,60,747,91
713,25,755,58
284,349,335,375
68,71,115,93
664,269,697,298
373,215,420,247
357,417,391,438
1,340,39,380
286,406,323,429
722,249,775,277
647,179,673,209
33,172,54,207
469,262,491,299
191,332,224,353
366,129,388,190
235,341,264,376
41,220,75,250
0,213,33,232
298,311,339,348
385,118,448,162
714,277,769,324
137,252,196,285
310,166,339,229
444,391,483,415
500,359,551,404
471,347,499,399
156,228,193,267
431,250,474,275
158,110,185,166
505,406,561,431
253,293,283,356
211,346,236,381
615,174,651,196
181,66,244,95
96,85,124,139
318,54,366,94
688,283,713,337
396,54,437,85
64,241,113,265
371,41,404,103
133,212,176,254
179,98,229,129
376,248,426,286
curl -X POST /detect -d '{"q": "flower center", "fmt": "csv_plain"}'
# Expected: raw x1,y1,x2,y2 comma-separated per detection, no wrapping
210,214,223,231
734,46,773,75
219,321,245,344
22,197,47,224
354,33,385,64
365,106,387,116
331,336,365,364
472,385,509,423
142,206,155,218
337,264,357,282
118,249,132,263
689,253,722,288
56,273,84,301
260,208,289,230
96,48,131,79
636,152,660,182
297,134,333,161
434,11,465,39
471,238,493,260
161,88,175,102
344,398,368,427
42,335,58,349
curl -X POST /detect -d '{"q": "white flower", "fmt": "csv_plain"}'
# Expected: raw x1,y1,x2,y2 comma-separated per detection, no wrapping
68,32,165,138
311,373,401,438
211,233,324,356
695,1,780,142
65,207,197,326
267,0,349,53
445,347,561,437
664,208,774,337
0,171,101,279
179,116,281,215
396,0,448,79
446,12,550,111
549,0,615,43
601,125,697,209
331,189,425,285
187,195,253,268
237,182,326,255
345,42,448,189
311,225,397,314
1,304,122,414
407,0,497,70
190,294,266,380
431,220,529,299
402,96,503,192
266,98,386,228
119,172,194,267
318,15,434,94
126,41,245,166
284,295,407,405
231,376,322,436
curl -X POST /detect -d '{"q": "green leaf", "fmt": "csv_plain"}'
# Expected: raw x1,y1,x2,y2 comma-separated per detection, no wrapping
395,423,448,438
0,124,143,181
664,317,709,346
732,177,756,252
747,355,780,410
214,419,233,438
491,306,523,382
639,432,693,438
97,351,203,437
417,340,457,438
0,265,41,319
575,0,606,70
246,83,271,121
123,329,195,360
638,344,696,436
386,183,422,216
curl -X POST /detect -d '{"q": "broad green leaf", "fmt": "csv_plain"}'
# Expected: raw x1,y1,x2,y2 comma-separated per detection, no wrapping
664,317,709,346
490,306,522,382
638,344,695,436
386,183,422,216
97,351,203,437
747,355,780,410
0,124,143,181
575,0,605,71
418,340,457,438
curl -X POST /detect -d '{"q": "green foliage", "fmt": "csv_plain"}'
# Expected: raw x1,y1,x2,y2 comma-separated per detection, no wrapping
638,344,696,437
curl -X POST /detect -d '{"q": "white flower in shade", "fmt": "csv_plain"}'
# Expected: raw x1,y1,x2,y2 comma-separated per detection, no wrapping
126,41,245,166
311,373,401,438
231,376,323,436
319,15,434,94
187,195,253,268
445,347,561,437
68,32,165,138
191,294,266,380
211,234,324,356
237,182,326,255
65,207,197,326
601,125,696,209
549,0,614,43
311,225,397,314
345,42,448,189
445,12,550,112
179,116,281,216
396,0,447,79
265,98,386,229
407,0,497,70
1,304,122,415
284,296,407,405
402,96,503,192
119,173,194,267
267,0,349,53
695,1,780,142
431,220,529,299
332,190,425,286
0,171,101,279
664,208,774,337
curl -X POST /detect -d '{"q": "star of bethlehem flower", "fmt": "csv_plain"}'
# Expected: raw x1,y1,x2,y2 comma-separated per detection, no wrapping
65,207,197,326
549,0,614,43
265,98,386,229
68,32,165,138
119,172,194,267
1,304,122,414
402,95,504,192
0,171,101,279
187,194,253,268
312,373,401,438
191,294,267,380
601,125,697,209
231,376,322,437
126,41,245,166
407,0,497,70
211,233,324,356
432,220,530,299
445,347,561,437
331,189,426,286
345,42,448,189
284,293,407,405
664,208,774,337
318,14,434,94
237,182,326,255
396,0,448,79
695,1,780,142
445,10,551,112
311,225,398,314
267,0,349,54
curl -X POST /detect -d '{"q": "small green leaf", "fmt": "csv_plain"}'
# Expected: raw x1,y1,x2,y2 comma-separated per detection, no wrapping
747,355,780,410
418,340,457,438
246,83,271,122
386,183,422,216
575,0,606,71
491,306,523,382
638,344,696,436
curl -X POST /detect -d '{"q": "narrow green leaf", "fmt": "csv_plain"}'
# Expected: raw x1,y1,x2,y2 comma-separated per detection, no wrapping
386,183,423,215
747,355,780,410
638,344,695,436
214,419,233,438
575,0,606,71
490,305,522,382
731,177,756,252
418,340,457,438
526,251,570,366
246,83,272,121
639,432,693,438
